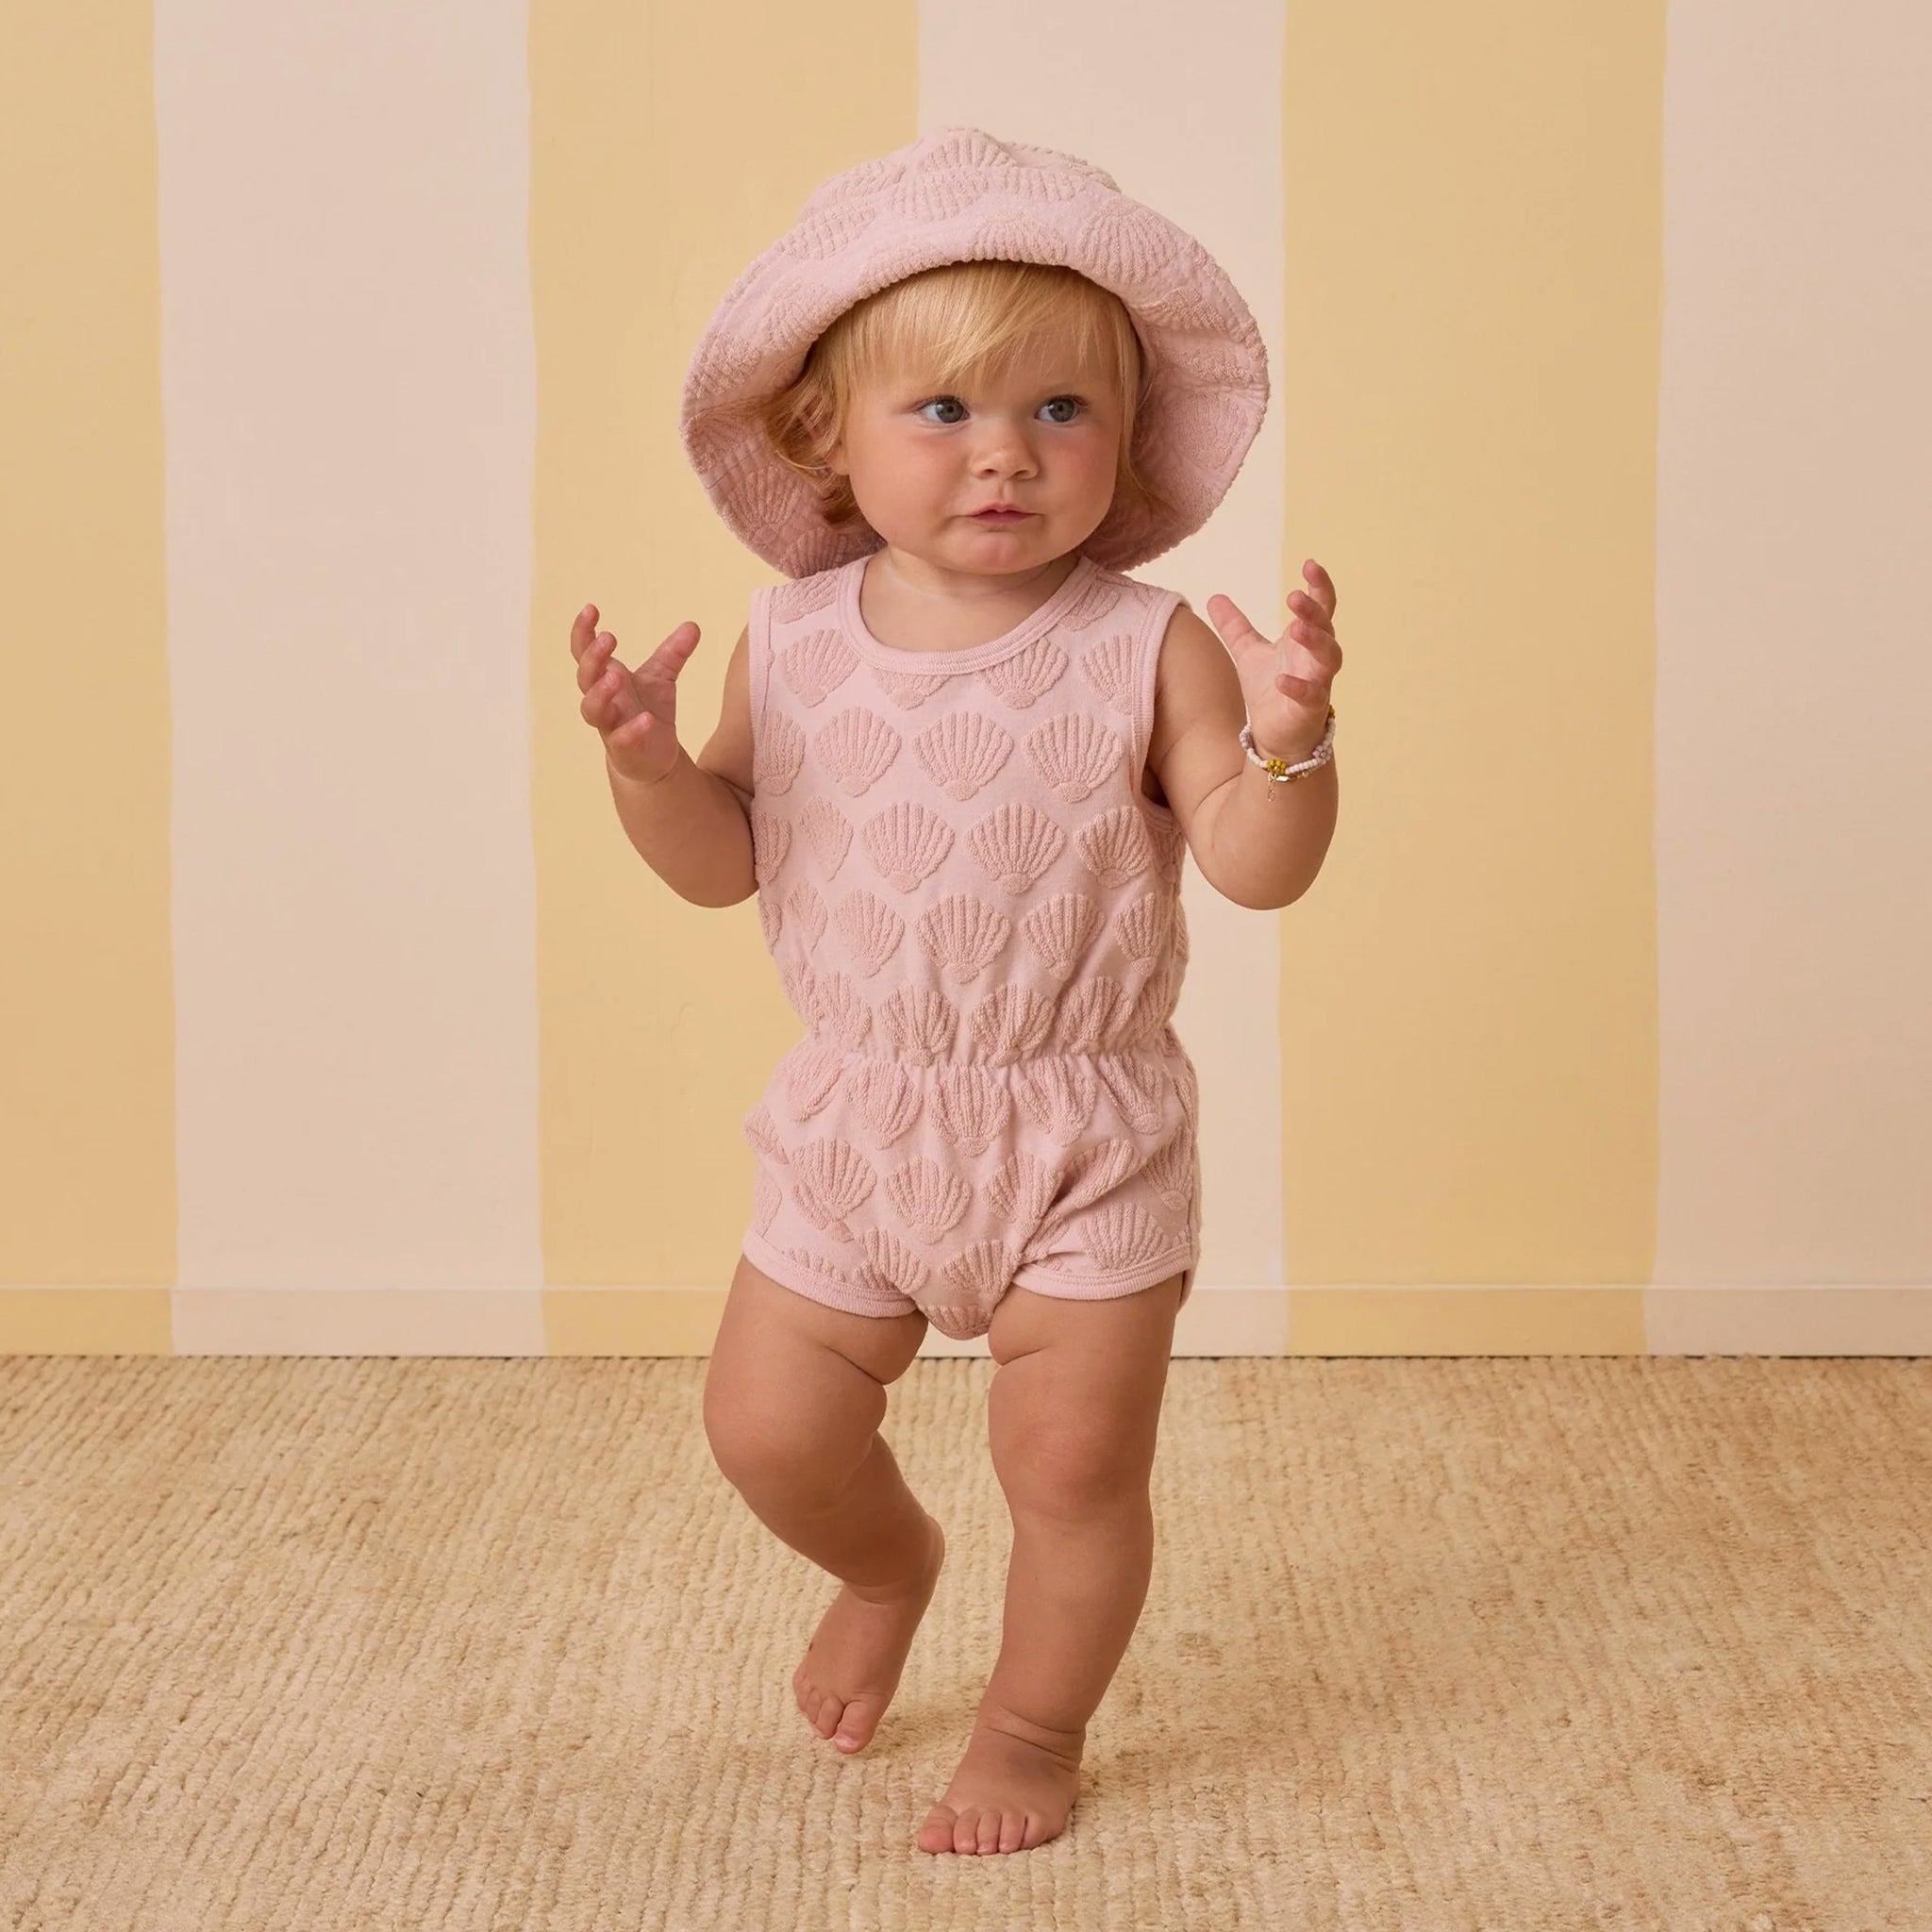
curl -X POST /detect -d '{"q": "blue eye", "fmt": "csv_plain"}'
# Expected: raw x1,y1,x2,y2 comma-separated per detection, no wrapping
913,395,1088,425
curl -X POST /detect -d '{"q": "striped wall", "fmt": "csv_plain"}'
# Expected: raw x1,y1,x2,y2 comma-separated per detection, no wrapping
2,0,1925,1358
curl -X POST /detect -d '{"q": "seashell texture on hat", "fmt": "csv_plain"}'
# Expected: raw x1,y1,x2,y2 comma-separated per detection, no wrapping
680,125,1269,578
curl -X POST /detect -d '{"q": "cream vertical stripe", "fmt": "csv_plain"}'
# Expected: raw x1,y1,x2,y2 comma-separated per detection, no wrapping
1650,2,1932,1320
158,3,542,1309
918,0,1291,1305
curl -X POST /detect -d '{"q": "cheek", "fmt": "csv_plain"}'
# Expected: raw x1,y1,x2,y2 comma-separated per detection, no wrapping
859,429,920,470
898,441,955,495
1075,433,1123,490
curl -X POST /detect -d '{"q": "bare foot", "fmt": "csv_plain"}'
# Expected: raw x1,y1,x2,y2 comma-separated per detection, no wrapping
793,1511,945,1754
916,1709,1084,1855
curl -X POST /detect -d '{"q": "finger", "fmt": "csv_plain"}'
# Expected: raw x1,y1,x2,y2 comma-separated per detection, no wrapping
1298,559,1337,621
608,708,659,747
581,676,621,729
595,665,638,726
578,659,623,724
638,620,701,678
1289,591,1333,635
577,632,622,695
1203,592,1270,650
582,646,628,702
571,603,600,662
1289,616,1342,670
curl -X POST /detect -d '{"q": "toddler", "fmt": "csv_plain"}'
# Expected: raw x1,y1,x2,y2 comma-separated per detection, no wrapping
569,126,1341,1857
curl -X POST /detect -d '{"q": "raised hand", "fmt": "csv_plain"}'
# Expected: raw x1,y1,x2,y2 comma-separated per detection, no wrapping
571,603,702,785
1203,559,1342,764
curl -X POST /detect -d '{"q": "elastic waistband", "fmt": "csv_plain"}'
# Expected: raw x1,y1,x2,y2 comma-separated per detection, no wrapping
796,1032,1184,1071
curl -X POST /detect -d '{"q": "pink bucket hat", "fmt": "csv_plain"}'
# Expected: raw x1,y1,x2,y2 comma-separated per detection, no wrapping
679,125,1269,579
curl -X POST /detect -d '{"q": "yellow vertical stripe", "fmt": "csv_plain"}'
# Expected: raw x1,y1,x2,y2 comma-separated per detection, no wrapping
1279,3,1662,1312
530,0,915,1318
0,2,176,1297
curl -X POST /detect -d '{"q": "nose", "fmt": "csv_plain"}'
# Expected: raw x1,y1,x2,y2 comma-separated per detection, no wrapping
971,434,1038,478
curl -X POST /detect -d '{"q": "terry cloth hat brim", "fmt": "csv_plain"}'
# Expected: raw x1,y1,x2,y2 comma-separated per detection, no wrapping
680,125,1269,579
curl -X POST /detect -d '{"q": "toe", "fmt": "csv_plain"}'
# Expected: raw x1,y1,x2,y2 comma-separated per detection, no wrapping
918,1806,958,1854
998,1810,1024,1854
956,1807,983,1856
977,1811,1004,1854
812,1692,841,1739
831,1697,881,1752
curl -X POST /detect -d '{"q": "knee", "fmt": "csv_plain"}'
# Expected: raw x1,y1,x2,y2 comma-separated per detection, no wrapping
701,1354,881,1506
701,1370,805,1497
990,1408,1153,1522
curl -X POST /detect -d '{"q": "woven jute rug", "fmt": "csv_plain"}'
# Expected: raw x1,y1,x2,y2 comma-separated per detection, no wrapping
2,1355,1925,1929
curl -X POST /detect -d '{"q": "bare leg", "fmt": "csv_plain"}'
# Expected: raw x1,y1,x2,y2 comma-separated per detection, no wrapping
916,1272,1184,1855
705,1257,944,1753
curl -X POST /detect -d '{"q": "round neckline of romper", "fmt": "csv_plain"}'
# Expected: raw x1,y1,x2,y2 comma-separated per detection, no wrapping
838,548,1098,673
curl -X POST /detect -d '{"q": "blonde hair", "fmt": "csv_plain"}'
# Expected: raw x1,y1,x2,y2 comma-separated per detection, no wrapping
758,259,1174,543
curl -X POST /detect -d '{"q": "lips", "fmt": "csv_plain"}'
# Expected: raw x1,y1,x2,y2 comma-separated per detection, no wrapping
973,508,1033,519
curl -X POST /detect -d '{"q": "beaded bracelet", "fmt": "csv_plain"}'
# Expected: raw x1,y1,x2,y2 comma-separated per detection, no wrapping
1240,706,1337,785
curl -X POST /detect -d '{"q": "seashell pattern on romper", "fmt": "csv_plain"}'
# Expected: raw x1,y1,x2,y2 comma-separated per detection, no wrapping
736,547,1203,1341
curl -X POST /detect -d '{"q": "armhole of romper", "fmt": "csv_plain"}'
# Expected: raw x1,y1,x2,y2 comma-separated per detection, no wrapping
1135,586,1187,822
738,583,774,808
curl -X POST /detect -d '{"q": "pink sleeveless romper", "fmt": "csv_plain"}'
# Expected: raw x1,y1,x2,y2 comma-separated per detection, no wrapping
738,547,1203,1343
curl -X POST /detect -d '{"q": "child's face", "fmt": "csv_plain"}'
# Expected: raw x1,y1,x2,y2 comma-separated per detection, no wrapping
825,336,1124,578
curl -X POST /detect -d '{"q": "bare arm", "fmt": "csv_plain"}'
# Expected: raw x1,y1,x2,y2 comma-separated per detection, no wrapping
1144,600,1339,910
572,603,757,908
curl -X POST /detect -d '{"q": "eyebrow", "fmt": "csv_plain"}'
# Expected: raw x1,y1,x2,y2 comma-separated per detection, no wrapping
891,377,1101,399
